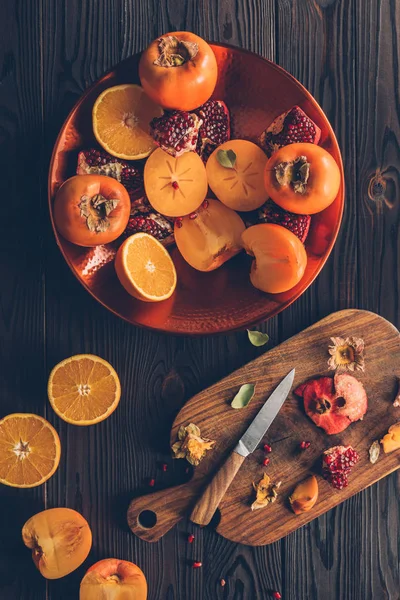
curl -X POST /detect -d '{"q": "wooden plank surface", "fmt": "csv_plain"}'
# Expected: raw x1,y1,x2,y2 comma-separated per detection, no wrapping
0,1,399,599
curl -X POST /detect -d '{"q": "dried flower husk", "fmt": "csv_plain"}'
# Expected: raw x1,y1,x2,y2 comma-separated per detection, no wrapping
369,440,380,464
171,423,215,466
251,473,282,511
327,336,365,372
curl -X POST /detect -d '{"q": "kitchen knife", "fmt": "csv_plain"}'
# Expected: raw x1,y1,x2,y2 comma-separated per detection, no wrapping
190,368,295,526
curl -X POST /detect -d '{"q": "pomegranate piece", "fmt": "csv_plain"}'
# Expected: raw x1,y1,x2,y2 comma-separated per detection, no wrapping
194,100,231,161
295,373,367,435
259,106,321,157
77,148,145,201
246,200,311,243
150,111,202,157
322,445,359,489
122,213,173,243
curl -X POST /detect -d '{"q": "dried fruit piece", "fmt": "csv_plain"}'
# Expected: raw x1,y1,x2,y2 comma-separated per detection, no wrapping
328,336,365,372
194,100,231,161
231,384,255,409
289,475,318,514
251,473,282,510
259,106,321,157
369,440,380,464
171,423,215,466
246,200,311,243
207,140,269,211
380,421,400,453
80,558,147,600
22,508,92,579
295,373,368,435
322,445,359,489
150,111,203,157
174,198,245,272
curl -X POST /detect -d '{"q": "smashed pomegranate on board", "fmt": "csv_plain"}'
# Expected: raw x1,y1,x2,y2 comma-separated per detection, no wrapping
295,373,368,435
259,105,321,157
322,445,359,489
194,99,231,161
245,200,311,243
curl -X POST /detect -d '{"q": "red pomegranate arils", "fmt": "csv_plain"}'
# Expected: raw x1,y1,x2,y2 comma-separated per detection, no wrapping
188,534,195,543
264,443,272,453
162,463,168,472
194,100,231,161
300,441,311,450
202,199,209,209
322,445,359,489
148,478,155,487
263,457,270,467
175,218,183,228
192,561,202,568
259,105,321,157
272,592,282,600
247,200,311,243
189,212,198,220
150,111,202,157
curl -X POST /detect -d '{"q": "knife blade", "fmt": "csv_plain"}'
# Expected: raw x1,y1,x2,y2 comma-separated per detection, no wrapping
234,368,295,457
190,368,295,526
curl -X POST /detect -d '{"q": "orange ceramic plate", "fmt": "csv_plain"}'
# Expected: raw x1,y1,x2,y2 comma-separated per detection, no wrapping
48,44,344,335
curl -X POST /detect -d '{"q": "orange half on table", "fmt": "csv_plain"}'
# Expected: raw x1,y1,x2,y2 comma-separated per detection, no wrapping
92,84,163,160
47,354,121,425
0,413,61,488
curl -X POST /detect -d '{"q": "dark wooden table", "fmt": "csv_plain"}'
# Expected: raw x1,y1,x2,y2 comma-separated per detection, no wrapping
1,1,399,599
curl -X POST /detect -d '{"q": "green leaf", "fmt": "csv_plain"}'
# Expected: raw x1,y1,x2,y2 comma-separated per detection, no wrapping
216,149,237,169
231,384,256,409
247,330,269,347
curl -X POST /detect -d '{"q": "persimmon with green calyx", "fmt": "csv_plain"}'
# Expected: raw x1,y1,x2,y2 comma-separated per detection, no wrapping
206,140,269,211
264,143,341,215
174,199,245,271
53,175,131,247
139,31,218,111
242,223,307,294
80,558,147,600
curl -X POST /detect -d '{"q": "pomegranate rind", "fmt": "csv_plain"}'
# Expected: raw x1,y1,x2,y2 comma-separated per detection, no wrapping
296,374,368,435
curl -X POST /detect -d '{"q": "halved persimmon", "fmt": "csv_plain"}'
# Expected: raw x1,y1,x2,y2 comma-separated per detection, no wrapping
264,142,341,215
242,223,307,294
80,558,147,600
144,148,207,217
0,413,61,488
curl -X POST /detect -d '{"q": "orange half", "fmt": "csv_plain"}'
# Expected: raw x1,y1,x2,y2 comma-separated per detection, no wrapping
92,84,163,160
47,354,121,425
0,413,61,488
115,233,177,302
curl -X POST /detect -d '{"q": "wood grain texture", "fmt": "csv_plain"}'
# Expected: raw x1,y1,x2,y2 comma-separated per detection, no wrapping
0,0,399,599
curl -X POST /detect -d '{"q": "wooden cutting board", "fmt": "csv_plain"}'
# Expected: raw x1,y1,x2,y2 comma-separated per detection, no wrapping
127,310,400,546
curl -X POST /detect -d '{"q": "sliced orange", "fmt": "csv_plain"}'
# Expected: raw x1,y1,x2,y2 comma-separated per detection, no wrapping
115,233,177,302
47,355,121,426
92,84,163,160
0,413,61,488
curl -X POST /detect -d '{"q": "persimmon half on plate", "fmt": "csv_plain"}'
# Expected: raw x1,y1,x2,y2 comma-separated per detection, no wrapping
48,44,344,334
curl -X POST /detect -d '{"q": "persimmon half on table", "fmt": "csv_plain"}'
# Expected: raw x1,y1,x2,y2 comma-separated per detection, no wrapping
80,558,148,600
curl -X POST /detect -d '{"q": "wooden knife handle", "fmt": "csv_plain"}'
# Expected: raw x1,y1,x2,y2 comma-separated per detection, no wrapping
190,451,246,526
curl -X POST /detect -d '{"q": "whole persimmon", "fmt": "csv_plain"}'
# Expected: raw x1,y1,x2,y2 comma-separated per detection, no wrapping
139,31,218,111
22,507,92,579
264,143,341,215
242,223,307,294
53,174,131,247
80,558,147,600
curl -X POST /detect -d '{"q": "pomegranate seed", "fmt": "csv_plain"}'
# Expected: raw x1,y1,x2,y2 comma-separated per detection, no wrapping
220,579,226,587
188,534,195,543
171,180,179,190
272,592,282,599
192,561,202,568
263,458,270,466
202,199,209,209
162,463,168,472
189,212,198,220
264,444,272,453
149,478,155,487
175,218,183,228
300,441,311,450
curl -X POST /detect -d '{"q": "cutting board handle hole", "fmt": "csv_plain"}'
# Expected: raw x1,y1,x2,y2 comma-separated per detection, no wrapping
138,510,157,529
